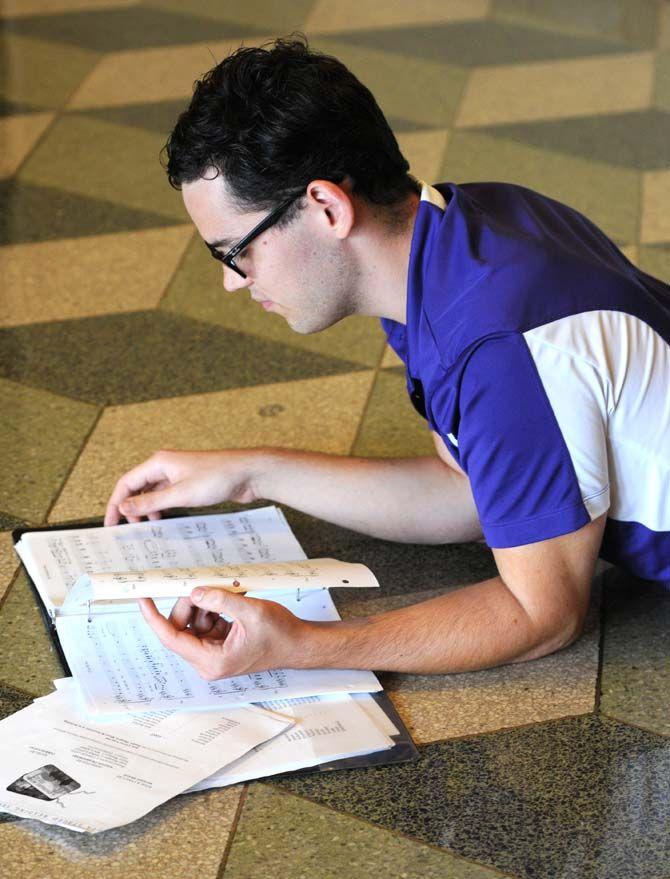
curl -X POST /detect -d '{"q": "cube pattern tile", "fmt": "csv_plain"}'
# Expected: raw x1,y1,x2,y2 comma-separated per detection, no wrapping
2,3,669,877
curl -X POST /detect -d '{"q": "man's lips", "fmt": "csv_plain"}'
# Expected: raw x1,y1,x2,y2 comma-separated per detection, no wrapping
252,296,275,310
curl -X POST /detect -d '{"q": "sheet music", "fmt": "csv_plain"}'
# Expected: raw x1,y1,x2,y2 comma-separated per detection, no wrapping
187,693,394,791
56,587,381,714
15,506,303,612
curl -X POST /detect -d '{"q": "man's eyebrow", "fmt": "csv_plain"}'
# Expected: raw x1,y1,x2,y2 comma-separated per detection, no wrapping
206,236,236,250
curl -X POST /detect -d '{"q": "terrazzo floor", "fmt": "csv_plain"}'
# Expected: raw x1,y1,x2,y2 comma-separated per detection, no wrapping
1,1,669,877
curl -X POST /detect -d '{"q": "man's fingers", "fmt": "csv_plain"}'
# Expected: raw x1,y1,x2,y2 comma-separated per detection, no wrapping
190,586,251,619
138,598,216,669
168,597,196,630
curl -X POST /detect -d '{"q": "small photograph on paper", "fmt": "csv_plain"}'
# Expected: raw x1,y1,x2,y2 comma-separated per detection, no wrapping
8,764,81,801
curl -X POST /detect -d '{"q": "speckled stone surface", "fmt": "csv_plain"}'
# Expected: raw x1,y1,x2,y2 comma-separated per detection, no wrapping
0,787,243,879
0,311,367,406
3,4,670,875
225,785,504,878
0,226,193,327
49,373,375,521
271,715,670,879
160,233,387,368
600,567,670,737
0,112,54,178
0,378,99,522
440,131,639,245
0,531,20,604
0,179,184,245
352,369,438,458
19,115,188,221
0,570,64,694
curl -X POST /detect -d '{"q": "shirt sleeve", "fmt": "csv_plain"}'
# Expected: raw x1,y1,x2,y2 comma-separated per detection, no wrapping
454,332,608,548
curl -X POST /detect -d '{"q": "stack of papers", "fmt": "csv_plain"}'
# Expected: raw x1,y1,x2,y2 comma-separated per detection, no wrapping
2,507,402,833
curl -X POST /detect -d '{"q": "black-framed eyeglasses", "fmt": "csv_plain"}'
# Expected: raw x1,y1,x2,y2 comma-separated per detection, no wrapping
205,194,300,279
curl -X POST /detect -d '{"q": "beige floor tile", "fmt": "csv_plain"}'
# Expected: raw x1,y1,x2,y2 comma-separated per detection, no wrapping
397,129,451,186
67,37,272,109
0,787,241,879
0,113,53,179
0,0,138,15
640,169,670,244
226,785,501,879
0,570,65,694
341,583,601,743
442,130,640,245
144,0,313,30
0,226,193,328
380,344,403,368
0,379,100,523
304,0,490,33
0,532,19,606
49,372,375,521
352,370,436,458
456,52,655,127
19,116,187,221
620,244,638,265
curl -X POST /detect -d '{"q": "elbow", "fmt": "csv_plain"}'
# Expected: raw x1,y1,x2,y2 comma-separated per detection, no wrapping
517,611,585,662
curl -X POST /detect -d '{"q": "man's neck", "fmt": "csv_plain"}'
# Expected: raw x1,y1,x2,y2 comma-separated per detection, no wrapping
351,193,420,325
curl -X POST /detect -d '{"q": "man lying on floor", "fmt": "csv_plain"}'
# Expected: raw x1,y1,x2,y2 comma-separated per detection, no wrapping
105,37,670,681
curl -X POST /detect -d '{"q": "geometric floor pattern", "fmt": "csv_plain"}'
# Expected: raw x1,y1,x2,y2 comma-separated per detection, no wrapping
1,1,669,876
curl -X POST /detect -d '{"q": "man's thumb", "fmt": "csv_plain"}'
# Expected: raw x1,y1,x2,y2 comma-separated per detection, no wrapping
190,586,247,617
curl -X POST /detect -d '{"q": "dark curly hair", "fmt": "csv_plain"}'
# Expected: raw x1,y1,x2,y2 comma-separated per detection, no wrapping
163,36,418,221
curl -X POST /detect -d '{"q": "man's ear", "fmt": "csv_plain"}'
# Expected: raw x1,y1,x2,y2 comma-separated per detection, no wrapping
305,179,355,240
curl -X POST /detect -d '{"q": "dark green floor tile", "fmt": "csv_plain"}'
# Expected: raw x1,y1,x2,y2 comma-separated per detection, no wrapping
655,51,670,112
0,379,99,522
161,234,387,368
600,567,670,737
72,99,188,136
639,245,670,284
492,0,662,48
475,110,670,171
441,131,639,245
333,20,633,67
146,0,315,32
279,507,497,603
226,785,503,879
271,715,670,879
0,98,45,117
0,311,367,406
19,116,187,222
0,571,64,695
0,33,99,112
352,369,437,458
0,512,26,531
0,179,184,245
3,6,265,52
0,681,32,720
310,38,468,130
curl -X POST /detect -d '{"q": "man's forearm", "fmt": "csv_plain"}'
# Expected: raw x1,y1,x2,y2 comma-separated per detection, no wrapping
297,576,581,674
253,448,482,544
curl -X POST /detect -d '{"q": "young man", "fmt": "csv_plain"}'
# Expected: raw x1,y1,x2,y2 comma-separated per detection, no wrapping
105,38,670,682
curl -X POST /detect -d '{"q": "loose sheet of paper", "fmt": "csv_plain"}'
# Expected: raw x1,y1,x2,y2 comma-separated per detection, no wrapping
86,557,379,600
0,685,291,833
187,693,394,792
56,589,381,714
15,506,303,612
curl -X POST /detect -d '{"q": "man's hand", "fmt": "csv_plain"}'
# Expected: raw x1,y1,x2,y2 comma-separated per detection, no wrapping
137,588,316,679
104,449,267,525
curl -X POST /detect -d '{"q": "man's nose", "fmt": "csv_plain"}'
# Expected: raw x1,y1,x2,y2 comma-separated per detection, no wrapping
222,264,249,292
